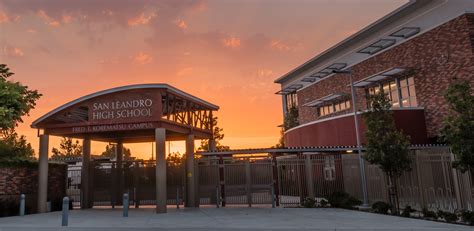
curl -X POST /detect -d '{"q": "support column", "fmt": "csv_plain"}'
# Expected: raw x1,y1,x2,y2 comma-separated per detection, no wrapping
218,155,226,207
271,153,280,207
305,155,315,200
116,142,124,206
155,128,167,213
185,134,196,207
37,134,49,213
81,138,91,209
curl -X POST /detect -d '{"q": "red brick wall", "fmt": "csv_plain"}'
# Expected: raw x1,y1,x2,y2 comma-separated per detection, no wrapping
296,13,474,140
0,163,67,213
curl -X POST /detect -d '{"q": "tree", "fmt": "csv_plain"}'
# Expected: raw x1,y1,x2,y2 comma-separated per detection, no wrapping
440,80,474,173
0,64,41,135
0,64,41,161
50,137,82,160
283,106,299,130
363,91,411,214
100,144,133,160
0,131,35,161
272,128,285,148
198,116,230,151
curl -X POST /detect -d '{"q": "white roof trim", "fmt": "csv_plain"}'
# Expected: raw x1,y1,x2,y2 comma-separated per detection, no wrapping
31,84,219,128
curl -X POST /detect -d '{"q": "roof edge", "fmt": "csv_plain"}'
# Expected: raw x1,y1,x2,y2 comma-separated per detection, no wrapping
31,83,219,128
274,0,434,84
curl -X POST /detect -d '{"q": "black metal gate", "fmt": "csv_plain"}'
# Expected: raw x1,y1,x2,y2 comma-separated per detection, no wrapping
88,160,185,207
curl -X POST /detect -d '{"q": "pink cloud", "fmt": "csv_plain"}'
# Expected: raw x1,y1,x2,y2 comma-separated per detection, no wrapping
222,36,241,48
132,52,153,64
174,19,188,29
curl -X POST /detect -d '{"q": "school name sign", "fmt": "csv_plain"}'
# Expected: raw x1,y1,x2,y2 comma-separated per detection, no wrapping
91,98,154,120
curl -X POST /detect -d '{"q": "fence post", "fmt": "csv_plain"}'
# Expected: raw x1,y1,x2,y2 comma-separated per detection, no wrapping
218,155,226,207
305,155,315,200
62,197,69,226
19,194,25,216
245,159,252,207
123,193,129,217
176,186,180,209
415,151,426,209
216,186,220,208
271,153,280,207
271,184,276,208
449,151,463,210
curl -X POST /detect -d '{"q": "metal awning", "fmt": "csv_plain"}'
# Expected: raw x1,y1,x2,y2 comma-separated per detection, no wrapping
352,67,407,88
390,27,420,39
357,39,396,55
304,63,347,84
303,93,347,107
276,83,303,95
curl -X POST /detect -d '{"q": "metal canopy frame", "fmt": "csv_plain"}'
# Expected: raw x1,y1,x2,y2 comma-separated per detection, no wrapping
351,67,407,88
302,93,348,107
390,27,420,39
357,39,396,55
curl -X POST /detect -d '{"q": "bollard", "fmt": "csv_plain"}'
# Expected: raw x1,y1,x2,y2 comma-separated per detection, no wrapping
271,184,276,208
216,186,220,208
19,194,25,216
176,186,180,209
123,193,129,217
62,197,69,226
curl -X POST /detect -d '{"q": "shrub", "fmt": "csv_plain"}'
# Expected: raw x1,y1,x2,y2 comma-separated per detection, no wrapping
422,208,438,220
460,210,474,225
327,191,361,209
320,198,329,207
401,205,415,217
372,201,391,214
437,210,458,223
302,197,316,208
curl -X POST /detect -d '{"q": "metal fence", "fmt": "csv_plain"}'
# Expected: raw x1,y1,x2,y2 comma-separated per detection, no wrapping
65,147,473,211
343,147,474,212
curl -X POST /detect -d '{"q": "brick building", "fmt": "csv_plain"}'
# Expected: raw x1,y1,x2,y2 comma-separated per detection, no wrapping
275,0,474,147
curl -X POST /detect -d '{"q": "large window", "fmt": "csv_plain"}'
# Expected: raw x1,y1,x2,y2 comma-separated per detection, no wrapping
317,99,351,117
367,76,417,108
285,93,298,111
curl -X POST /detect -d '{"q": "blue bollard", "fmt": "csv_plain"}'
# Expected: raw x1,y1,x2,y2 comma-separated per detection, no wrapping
62,197,69,226
19,194,25,216
123,193,129,217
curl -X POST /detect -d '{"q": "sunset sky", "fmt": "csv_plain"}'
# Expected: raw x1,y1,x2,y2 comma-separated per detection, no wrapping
0,0,406,159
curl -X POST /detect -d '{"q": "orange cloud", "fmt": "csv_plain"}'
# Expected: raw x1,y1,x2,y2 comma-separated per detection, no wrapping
128,12,156,26
2,46,24,57
256,69,274,78
133,52,153,64
174,19,188,29
222,37,241,48
37,10,61,27
270,40,292,51
0,11,9,23
177,67,193,77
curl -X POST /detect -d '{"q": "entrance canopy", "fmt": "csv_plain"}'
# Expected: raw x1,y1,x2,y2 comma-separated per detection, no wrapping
31,84,219,143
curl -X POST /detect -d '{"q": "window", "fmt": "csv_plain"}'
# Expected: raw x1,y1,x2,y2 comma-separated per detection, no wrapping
317,99,351,117
367,76,417,108
285,93,298,111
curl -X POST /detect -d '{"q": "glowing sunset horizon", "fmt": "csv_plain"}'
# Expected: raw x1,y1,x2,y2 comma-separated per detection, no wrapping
0,0,407,159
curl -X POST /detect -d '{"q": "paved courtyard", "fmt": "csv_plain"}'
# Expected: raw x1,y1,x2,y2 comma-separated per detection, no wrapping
0,206,471,231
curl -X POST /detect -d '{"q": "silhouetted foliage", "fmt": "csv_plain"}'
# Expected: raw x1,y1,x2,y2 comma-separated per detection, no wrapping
440,80,474,173
284,106,299,130
198,116,230,151
50,137,82,160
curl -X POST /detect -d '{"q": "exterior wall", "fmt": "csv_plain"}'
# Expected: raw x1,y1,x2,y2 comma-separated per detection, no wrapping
0,163,67,214
295,13,474,141
285,109,428,147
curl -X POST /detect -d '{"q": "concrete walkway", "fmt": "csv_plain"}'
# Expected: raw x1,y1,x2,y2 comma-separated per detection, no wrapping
0,206,471,231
